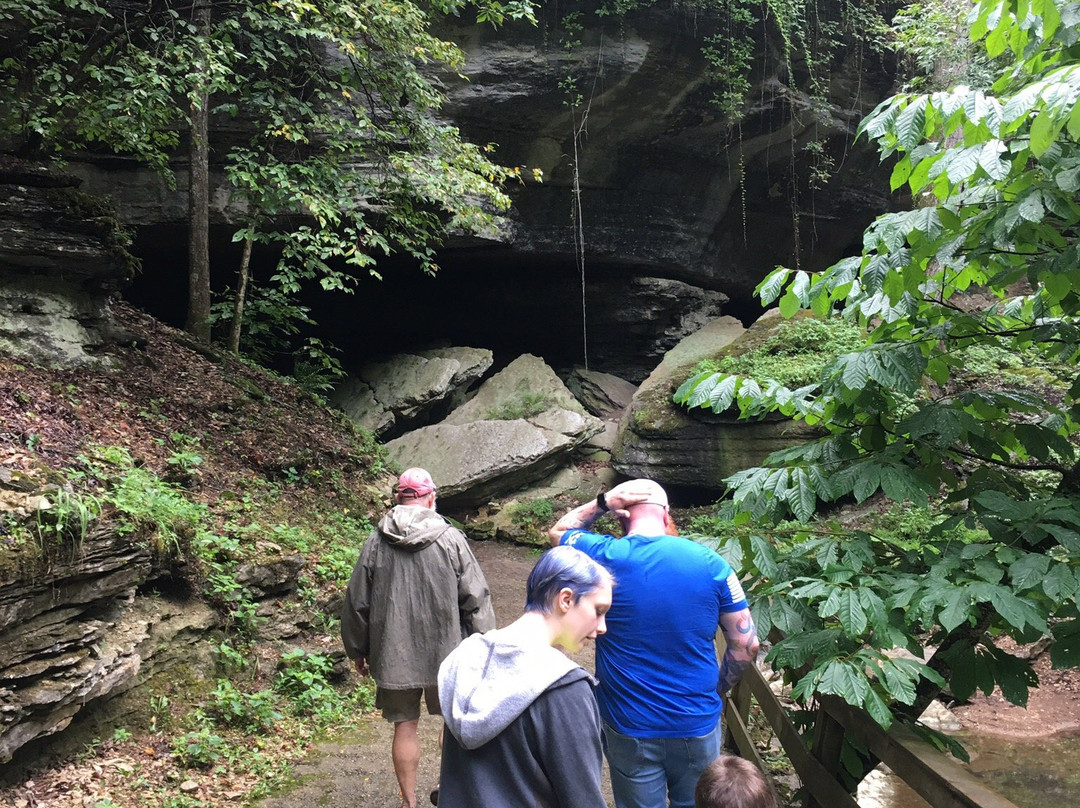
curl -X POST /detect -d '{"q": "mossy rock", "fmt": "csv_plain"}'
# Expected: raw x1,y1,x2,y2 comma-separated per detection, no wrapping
613,312,824,493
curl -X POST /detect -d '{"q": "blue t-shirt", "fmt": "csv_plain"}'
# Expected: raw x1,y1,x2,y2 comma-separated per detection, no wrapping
560,529,748,738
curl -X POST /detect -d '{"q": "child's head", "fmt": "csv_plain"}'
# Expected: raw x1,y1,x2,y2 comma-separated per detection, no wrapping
695,755,777,808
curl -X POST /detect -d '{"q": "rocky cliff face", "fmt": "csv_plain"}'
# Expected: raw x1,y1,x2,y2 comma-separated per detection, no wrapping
0,157,138,368
434,5,896,300
60,4,897,382
0,511,218,764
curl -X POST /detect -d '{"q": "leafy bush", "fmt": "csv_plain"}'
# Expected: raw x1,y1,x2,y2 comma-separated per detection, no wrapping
214,641,249,674
274,649,340,717
864,503,988,551
172,727,228,769
78,446,207,554
34,486,102,545
952,343,1071,388
508,499,555,530
314,544,362,585
204,680,281,731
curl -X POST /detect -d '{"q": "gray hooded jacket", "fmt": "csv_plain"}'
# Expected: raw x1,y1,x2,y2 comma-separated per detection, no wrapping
340,505,495,689
437,628,606,808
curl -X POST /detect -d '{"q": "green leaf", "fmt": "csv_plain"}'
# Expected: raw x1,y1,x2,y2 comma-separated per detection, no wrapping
779,290,801,318
1042,563,1079,601
1030,109,1059,157
1017,189,1045,223
757,267,789,305
879,657,920,705
989,646,1037,706
822,588,868,635
749,533,780,580
1067,101,1080,140
863,687,893,729
708,374,738,412
817,659,871,703
674,371,711,403
988,586,1046,634
985,14,1009,57
895,97,929,151
938,586,971,632
1009,553,1051,591
891,158,914,192
879,463,928,504
945,146,982,183
789,467,818,522
1043,270,1072,303
946,646,985,700
978,140,1010,180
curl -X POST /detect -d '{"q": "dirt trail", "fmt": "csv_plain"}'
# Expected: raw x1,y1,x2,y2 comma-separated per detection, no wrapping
256,540,611,808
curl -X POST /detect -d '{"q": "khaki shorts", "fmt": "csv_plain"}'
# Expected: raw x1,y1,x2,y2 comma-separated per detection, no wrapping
375,686,441,723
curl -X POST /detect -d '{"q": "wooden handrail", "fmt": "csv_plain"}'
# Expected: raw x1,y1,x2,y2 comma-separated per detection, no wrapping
724,666,859,808
821,696,1023,808
723,666,1024,808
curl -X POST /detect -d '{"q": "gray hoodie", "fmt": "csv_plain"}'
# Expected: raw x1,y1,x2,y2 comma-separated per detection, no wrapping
439,627,580,747
341,505,495,689
437,628,607,808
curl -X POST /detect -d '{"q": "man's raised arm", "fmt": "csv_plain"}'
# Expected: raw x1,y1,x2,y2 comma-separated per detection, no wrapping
547,485,653,545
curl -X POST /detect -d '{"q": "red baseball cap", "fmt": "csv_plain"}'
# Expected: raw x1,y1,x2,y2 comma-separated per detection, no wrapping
396,467,436,498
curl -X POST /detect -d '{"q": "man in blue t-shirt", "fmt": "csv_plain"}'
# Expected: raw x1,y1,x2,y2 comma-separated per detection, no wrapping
548,479,760,808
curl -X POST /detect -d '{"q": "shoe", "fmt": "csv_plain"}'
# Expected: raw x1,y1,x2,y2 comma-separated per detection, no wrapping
430,787,439,806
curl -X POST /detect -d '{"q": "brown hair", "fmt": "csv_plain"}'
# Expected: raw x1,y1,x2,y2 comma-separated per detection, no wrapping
695,755,778,808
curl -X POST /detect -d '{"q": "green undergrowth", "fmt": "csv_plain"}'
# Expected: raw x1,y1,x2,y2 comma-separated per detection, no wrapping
69,646,376,807
696,316,867,391
0,337,394,803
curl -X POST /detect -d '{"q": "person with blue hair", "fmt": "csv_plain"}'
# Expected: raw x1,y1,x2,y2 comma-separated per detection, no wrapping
437,545,614,808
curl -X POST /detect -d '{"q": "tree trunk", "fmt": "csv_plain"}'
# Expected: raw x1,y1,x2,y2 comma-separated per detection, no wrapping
227,233,254,354
185,0,212,343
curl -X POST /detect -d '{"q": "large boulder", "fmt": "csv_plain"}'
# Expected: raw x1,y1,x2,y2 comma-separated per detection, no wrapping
384,354,604,506
612,312,820,495
332,347,493,438
565,366,638,418
442,353,593,425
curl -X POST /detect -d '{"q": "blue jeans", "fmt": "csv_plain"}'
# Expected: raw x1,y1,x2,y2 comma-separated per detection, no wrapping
603,718,724,808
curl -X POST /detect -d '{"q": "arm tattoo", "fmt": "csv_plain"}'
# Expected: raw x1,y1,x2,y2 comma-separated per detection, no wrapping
717,654,753,695
717,614,758,694
549,500,604,543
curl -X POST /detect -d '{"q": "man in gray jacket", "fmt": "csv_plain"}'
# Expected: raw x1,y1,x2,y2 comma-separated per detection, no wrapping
342,467,495,808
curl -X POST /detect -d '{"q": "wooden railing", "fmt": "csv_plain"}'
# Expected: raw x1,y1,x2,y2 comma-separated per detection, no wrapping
723,664,1024,808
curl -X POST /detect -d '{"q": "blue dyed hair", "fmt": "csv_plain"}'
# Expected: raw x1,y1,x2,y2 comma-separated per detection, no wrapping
525,545,614,614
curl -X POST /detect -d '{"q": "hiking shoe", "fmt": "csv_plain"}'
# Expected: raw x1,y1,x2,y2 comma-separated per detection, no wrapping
429,787,439,806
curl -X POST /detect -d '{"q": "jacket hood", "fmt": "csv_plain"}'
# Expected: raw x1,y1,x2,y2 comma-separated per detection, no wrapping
438,628,588,749
377,505,452,550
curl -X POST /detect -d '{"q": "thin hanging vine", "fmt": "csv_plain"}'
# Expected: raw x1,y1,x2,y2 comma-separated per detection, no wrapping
560,12,604,371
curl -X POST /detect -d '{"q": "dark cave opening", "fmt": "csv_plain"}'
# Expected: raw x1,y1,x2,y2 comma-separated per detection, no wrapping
122,226,762,382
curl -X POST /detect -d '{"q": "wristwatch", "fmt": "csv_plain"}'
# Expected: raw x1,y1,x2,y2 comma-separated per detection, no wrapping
596,491,609,512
